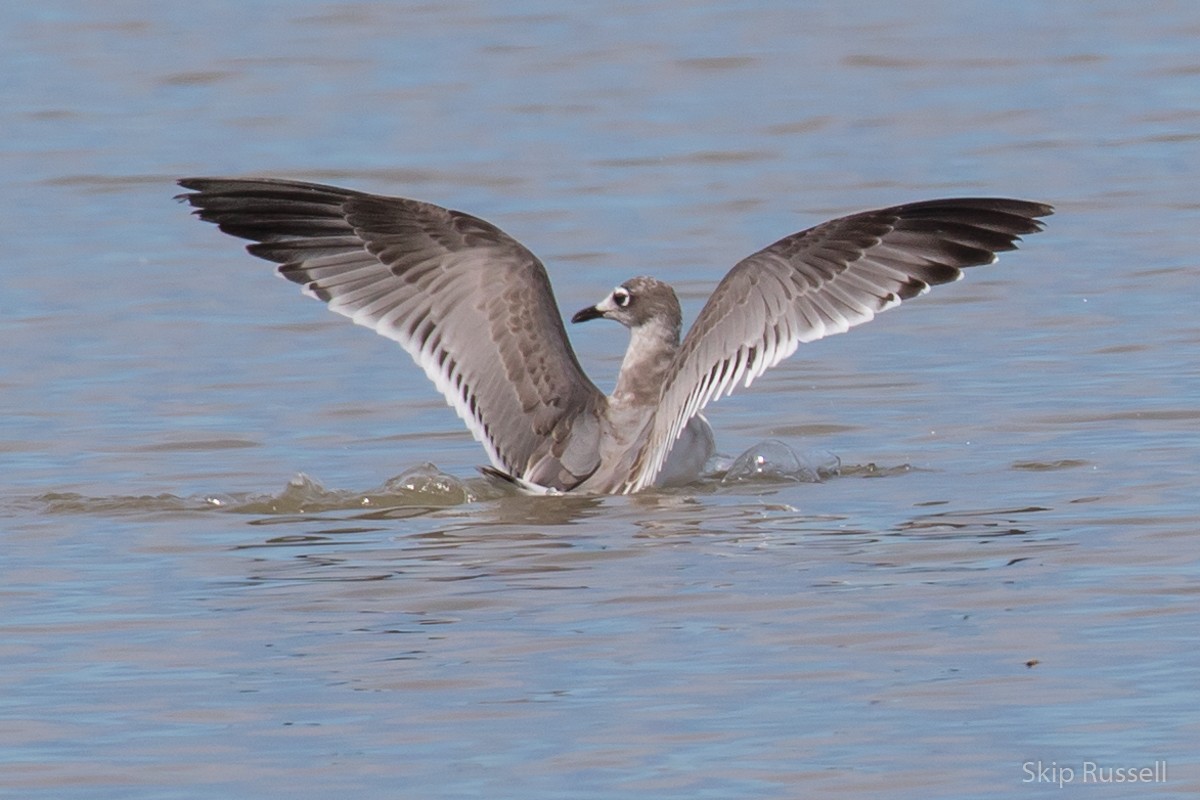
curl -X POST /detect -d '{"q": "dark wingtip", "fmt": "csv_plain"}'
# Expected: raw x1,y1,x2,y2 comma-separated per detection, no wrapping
174,177,217,205
175,178,197,204
1018,200,1055,226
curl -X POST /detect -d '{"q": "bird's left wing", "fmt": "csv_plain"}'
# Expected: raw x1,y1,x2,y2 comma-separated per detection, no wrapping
621,197,1053,493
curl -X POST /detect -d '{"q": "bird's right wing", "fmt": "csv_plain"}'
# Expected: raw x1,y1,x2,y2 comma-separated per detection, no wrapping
178,177,607,491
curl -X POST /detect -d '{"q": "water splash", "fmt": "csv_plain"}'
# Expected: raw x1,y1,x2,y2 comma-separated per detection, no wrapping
718,439,841,485
25,464,489,517
25,448,854,517
225,464,483,514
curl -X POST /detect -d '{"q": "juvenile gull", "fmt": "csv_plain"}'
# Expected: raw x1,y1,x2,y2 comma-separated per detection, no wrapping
177,178,1051,494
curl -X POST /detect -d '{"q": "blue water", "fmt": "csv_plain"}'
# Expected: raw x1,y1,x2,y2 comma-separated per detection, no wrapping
3,1,1199,797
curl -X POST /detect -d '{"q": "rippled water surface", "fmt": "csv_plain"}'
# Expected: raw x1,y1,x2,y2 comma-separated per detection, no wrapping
4,1,1199,797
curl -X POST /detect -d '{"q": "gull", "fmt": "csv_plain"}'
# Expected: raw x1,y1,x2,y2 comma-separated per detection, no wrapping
177,177,1050,494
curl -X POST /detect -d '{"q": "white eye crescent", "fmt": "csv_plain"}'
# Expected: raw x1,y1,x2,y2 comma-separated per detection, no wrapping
613,287,631,307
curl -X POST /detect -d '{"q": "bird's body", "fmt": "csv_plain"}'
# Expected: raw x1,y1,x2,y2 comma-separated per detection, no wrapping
178,178,1050,494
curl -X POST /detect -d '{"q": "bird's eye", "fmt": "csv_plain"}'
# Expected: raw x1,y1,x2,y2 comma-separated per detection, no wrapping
613,288,631,308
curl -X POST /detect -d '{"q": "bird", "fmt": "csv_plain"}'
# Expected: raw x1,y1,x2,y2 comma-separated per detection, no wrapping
177,177,1050,495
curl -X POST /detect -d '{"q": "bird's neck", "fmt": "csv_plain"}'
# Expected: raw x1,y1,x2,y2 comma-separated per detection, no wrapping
610,319,680,409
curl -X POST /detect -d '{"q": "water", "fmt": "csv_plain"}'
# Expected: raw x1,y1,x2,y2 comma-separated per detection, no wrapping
3,1,1199,797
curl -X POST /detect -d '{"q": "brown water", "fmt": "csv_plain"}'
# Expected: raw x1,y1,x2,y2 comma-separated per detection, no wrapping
3,1,1199,798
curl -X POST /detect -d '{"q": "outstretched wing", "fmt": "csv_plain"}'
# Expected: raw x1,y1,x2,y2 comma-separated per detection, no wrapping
623,197,1053,493
178,177,606,491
